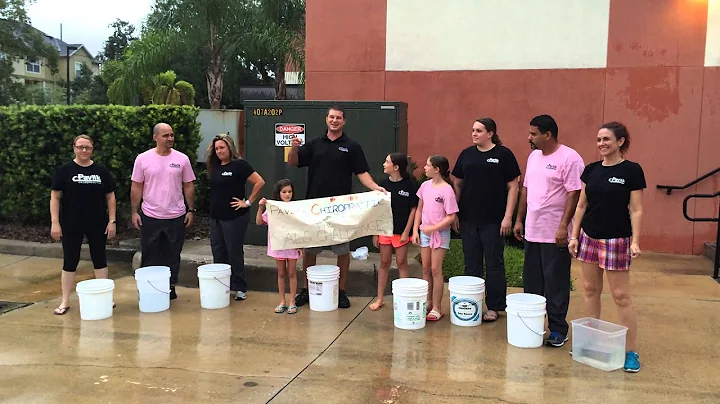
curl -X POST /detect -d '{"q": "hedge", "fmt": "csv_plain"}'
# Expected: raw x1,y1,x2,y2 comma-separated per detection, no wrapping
0,105,201,223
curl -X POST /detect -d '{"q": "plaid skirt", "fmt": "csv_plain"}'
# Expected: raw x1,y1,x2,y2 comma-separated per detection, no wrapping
577,231,632,271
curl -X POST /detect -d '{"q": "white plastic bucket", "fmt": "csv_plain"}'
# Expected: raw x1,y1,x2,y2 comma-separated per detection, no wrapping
197,264,232,309
76,279,115,321
306,265,340,312
392,278,429,330
448,276,485,327
506,293,547,348
135,266,171,313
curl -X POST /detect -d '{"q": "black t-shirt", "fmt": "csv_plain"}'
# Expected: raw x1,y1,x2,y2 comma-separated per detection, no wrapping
380,177,419,235
209,159,255,220
580,160,646,239
451,145,521,224
297,133,370,199
51,161,116,232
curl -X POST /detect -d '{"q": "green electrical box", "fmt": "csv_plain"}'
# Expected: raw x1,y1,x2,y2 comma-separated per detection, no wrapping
243,100,409,249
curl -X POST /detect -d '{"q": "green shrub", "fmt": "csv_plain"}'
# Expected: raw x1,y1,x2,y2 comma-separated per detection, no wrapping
442,239,525,287
0,105,201,223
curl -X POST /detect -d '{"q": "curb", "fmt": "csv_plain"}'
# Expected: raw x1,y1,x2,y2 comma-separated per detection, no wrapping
0,238,136,264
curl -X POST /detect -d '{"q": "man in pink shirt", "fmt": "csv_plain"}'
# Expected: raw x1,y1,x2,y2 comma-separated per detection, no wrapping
131,123,196,300
513,115,584,348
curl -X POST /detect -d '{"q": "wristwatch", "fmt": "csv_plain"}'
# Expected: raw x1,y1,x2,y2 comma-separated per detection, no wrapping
244,200,252,206
109,220,116,224
188,208,197,213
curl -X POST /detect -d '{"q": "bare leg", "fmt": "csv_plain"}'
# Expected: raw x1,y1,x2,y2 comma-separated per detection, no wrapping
582,262,604,319
370,244,393,311
94,267,108,279
276,260,287,306
337,253,350,290
430,248,447,312
395,244,410,278
59,270,76,309
287,259,298,307
302,252,317,289
420,247,432,312
606,270,638,351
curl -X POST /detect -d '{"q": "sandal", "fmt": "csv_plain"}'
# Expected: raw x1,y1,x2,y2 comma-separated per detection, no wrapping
54,306,70,315
426,310,444,321
274,305,288,314
287,305,297,315
369,300,384,311
483,310,498,322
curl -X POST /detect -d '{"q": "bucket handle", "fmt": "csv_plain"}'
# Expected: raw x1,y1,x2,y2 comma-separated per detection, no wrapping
515,312,546,337
213,276,230,289
147,280,170,294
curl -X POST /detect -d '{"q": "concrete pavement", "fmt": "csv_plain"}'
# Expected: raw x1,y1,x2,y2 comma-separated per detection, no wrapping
0,252,719,403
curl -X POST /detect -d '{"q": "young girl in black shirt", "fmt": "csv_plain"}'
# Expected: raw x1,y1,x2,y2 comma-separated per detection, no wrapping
569,122,646,373
370,153,418,311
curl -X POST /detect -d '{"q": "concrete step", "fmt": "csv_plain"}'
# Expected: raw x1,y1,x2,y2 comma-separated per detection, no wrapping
704,241,716,262
131,239,423,297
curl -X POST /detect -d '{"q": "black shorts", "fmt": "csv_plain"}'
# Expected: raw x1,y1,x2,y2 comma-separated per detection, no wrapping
61,225,108,272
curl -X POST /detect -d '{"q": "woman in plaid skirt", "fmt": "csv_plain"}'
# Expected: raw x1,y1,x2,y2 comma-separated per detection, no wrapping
568,122,646,373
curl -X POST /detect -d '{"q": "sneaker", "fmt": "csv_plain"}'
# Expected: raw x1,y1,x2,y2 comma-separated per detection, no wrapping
545,331,569,347
235,291,246,301
623,351,640,373
338,290,351,309
295,288,309,307
170,286,177,300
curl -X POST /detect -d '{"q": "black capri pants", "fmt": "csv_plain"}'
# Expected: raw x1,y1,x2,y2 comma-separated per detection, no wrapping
61,225,108,272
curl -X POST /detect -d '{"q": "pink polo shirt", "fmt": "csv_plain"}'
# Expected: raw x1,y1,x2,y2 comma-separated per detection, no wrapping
131,148,196,219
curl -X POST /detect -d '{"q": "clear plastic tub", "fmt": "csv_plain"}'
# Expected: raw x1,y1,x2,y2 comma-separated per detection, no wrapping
570,317,628,371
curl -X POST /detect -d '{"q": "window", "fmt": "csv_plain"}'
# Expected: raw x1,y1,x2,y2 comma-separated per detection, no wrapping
26,60,41,74
74,62,83,77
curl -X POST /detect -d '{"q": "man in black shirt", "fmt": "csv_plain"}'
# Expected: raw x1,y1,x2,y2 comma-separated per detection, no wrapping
287,104,386,308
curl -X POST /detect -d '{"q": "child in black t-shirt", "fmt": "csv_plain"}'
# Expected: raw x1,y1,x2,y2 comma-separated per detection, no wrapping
369,153,418,311
568,122,646,373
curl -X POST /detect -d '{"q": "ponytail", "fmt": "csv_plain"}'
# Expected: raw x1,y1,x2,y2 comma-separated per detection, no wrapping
491,133,503,146
428,154,453,186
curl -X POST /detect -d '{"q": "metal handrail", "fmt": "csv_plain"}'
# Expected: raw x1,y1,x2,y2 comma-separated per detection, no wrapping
682,191,720,279
657,167,720,195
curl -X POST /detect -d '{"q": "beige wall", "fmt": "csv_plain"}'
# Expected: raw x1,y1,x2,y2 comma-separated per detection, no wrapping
12,47,99,85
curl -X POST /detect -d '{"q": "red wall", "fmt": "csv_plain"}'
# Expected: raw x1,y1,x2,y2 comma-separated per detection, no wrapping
305,0,720,254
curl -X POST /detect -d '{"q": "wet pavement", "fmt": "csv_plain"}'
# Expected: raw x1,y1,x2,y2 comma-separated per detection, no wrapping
0,252,719,403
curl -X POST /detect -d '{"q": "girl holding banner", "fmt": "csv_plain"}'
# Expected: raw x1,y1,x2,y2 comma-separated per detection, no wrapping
413,155,459,321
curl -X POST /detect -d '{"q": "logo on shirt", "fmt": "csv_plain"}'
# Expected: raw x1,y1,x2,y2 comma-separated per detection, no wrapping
608,177,625,184
221,171,232,177
338,147,349,153
169,163,181,168
72,174,101,184
398,190,410,197
546,164,557,170
435,196,444,203
486,158,499,164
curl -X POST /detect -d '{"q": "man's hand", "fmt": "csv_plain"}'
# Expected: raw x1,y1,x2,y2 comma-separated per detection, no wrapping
290,136,302,147
105,222,116,240
131,212,142,230
555,226,569,247
513,221,524,241
184,212,194,228
500,216,512,236
375,185,387,194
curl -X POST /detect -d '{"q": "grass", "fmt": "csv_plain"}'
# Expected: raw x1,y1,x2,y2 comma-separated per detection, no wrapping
441,239,525,287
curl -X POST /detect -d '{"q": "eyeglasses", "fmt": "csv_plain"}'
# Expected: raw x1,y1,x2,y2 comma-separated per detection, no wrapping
74,145,93,151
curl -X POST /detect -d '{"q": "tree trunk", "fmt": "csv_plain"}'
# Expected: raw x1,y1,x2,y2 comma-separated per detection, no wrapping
206,23,224,109
274,59,286,100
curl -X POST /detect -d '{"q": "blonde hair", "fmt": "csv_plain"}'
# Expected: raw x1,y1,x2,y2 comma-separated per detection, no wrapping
73,134,93,146
205,133,240,176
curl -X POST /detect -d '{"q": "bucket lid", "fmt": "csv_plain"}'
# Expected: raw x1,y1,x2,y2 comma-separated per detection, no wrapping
449,276,485,287
197,264,231,273
135,266,170,274
391,278,428,289
506,293,546,305
306,265,340,273
76,278,114,293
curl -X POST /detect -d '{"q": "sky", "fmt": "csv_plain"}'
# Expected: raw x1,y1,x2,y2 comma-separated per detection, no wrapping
27,0,155,57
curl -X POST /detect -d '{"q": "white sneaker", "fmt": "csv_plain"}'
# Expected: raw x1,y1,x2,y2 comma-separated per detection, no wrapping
235,291,246,301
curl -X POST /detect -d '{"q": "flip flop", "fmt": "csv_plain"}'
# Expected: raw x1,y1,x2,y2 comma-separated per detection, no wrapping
54,306,70,315
426,310,444,321
287,305,297,315
274,305,288,314
369,301,385,311
483,310,499,322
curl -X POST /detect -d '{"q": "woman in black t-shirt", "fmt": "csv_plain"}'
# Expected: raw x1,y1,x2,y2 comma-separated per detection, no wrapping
205,134,265,300
568,122,645,373
50,135,117,315
370,153,418,311
451,118,521,322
